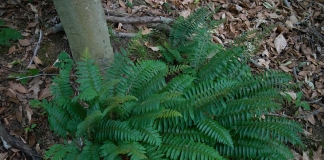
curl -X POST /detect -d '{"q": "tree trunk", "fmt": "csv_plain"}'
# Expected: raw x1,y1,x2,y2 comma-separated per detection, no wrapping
52,0,114,69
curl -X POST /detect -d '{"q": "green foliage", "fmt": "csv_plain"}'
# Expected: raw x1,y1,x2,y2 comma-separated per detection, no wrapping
43,7,303,160
0,19,22,46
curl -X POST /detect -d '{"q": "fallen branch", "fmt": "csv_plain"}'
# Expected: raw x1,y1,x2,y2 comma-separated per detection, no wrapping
106,16,173,24
28,30,43,68
0,122,41,160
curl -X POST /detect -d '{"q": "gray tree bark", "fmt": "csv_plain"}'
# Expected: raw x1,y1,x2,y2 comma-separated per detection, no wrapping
52,0,114,69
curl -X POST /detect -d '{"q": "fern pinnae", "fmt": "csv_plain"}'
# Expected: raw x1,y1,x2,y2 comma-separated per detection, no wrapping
197,119,233,148
95,120,142,142
138,126,162,146
160,135,225,160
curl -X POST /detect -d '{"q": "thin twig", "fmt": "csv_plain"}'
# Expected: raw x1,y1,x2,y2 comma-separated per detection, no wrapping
15,73,58,81
28,30,42,67
295,107,324,119
249,58,269,70
295,11,312,25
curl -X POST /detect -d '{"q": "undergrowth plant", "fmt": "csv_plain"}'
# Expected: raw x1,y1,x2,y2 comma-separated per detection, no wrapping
41,7,303,160
0,19,22,46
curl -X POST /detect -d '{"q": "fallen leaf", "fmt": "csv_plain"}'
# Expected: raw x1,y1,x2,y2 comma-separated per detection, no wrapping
301,45,312,55
26,77,42,99
27,3,38,13
26,22,37,29
38,86,51,99
9,82,27,93
25,106,33,124
119,0,126,9
141,28,152,35
274,34,287,54
0,152,8,160
313,145,322,160
33,56,43,65
302,151,309,160
149,46,159,51
305,114,315,125
18,39,31,46
145,0,154,6
181,0,194,5
8,46,16,54
179,9,191,18
279,65,292,72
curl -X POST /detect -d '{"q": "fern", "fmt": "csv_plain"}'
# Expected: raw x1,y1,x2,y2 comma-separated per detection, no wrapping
43,7,303,160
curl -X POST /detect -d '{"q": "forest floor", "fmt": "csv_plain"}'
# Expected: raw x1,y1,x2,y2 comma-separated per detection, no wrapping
0,0,324,159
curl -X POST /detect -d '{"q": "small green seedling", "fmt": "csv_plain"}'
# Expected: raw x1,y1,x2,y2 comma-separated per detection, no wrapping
0,19,22,46
25,124,37,132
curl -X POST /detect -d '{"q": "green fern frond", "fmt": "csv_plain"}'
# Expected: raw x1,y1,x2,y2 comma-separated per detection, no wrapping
132,92,181,114
160,135,225,160
76,58,102,100
217,97,281,126
100,141,147,160
216,138,294,159
233,116,303,145
76,110,104,137
162,74,194,93
197,46,245,81
78,140,101,160
45,142,78,160
169,7,214,47
81,47,91,60
161,127,212,143
159,42,183,63
197,119,233,148
167,65,190,75
138,126,162,146
145,146,166,160
43,101,71,137
95,120,142,142
51,69,73,107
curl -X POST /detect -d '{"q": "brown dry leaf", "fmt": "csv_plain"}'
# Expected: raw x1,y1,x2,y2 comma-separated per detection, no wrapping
302,151,310,160
312,145,322,160
284,91,297,100
38,86,51,99
8,45,16,54
257,58,270,69
291,149,301,160
28,133,36,146
9,82,27,93
26,77,42,99
27,3,38,13
301,45,312,55
279,65,292,72
119,0,126,9
16,106,23,123
25,106,33,124
274,34,287,54
43,66,59,73
141,27,152,35
27,64,37,69
33,56,43,65
179,9,191,18
145,0,154,6
6,88,17,99
18,39,31,46
26,22,37,29
181,0,194,5
305,114,316,125
149,46,159,51
0,152,8,160
285,20,294,29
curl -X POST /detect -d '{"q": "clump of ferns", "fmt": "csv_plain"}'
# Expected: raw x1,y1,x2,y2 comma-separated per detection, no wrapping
41,6,303,160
